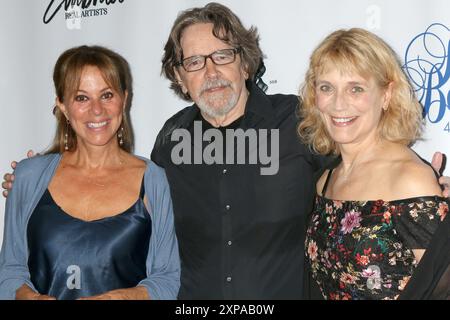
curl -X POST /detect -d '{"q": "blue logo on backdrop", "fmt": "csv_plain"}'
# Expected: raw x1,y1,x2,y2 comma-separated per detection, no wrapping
403,23,450,133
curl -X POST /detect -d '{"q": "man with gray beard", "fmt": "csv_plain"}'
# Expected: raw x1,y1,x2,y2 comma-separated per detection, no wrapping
152,3,321,299
150,2,448,300
197,78,239,119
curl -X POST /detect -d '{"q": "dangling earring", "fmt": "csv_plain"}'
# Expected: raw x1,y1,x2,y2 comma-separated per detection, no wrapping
64,119,70,151
118,127,124,146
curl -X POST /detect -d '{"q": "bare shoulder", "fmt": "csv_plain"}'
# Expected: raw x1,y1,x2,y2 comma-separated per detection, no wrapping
123,153,148,170
390,148,441,198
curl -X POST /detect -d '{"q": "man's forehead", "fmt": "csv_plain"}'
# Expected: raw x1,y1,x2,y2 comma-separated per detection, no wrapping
180,23,232,56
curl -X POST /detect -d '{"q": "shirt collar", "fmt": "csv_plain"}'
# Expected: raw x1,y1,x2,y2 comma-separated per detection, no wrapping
243,80,275,119
240,80,276,129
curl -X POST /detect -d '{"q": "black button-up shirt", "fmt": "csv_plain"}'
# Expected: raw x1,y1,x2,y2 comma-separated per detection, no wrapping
151,82,326,299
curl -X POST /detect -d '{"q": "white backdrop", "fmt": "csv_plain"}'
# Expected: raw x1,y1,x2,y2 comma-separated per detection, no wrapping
1,0,449,246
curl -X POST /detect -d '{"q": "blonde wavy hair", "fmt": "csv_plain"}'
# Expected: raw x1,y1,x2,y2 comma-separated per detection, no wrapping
297,28,424,155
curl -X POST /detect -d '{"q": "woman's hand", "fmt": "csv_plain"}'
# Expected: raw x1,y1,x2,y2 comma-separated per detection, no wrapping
15,284,56,300
77,286,149,300
431,152,449,197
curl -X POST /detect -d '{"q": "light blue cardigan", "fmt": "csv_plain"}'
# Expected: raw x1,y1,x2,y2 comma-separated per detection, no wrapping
0,153,180,300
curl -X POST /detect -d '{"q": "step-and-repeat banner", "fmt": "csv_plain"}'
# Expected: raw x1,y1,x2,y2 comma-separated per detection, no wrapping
1,0,449,244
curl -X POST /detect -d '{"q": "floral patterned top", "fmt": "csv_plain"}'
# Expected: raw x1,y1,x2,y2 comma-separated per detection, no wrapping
305,172,449,300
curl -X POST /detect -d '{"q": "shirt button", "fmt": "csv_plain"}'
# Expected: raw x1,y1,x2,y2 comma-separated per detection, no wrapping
223,169,227,174
225,205,231,210
226,276,232,282
227,240,232,246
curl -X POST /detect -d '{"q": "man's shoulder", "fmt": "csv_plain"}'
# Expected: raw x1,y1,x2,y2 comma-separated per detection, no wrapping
164,105,195,125
159,105,196,136
267,92,299,107
265,92,300,120
151,105,196,163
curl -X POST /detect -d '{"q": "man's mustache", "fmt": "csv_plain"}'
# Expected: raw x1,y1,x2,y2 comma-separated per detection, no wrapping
200,79,231,95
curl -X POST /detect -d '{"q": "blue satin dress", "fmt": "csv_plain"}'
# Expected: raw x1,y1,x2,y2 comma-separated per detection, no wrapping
26,182,151,300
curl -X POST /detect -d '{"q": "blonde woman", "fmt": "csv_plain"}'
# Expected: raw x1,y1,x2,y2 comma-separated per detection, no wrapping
299,28,449,300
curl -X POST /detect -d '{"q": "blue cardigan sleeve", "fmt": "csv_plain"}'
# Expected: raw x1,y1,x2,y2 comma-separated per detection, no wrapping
138,161,180,299
0,161,40,299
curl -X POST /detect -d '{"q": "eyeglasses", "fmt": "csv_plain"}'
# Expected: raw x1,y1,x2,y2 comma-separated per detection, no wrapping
177,48,241,72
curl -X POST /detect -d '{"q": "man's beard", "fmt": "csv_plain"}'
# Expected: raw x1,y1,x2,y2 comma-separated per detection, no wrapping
197,78,239,119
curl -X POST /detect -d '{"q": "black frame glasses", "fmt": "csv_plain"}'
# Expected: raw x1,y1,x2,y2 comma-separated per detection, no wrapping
177,47,242,72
